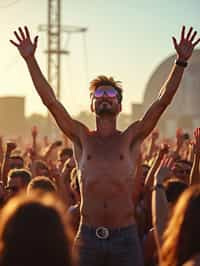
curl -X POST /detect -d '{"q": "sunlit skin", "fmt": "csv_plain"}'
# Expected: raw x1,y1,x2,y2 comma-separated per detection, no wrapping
10,25,200,228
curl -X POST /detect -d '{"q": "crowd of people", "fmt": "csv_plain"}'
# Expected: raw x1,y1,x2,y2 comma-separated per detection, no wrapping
0,25,199,266
0,124,200,266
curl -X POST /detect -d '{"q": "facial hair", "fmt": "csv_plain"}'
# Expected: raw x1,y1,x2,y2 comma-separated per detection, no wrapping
96,102,116,115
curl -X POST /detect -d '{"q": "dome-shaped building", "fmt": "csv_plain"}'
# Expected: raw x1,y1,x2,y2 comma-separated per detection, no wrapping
132,49,200,137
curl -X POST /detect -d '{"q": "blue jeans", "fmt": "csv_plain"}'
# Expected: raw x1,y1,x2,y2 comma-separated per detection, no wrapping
73,224,144,266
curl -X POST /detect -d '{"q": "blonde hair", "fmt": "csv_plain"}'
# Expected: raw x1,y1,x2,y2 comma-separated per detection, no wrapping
161,185,200,266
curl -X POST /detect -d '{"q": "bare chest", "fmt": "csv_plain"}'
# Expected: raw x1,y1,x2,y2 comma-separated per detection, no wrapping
81,135,129,164
75,134,140,176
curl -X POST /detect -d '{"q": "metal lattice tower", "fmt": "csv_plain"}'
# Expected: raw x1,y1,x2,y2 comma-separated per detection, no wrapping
38,0,87,137
40,0,66,99
47,0,61,99
39,0,87,100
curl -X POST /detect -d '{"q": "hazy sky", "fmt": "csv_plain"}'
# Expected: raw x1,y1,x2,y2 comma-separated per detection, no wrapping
0,0,199,117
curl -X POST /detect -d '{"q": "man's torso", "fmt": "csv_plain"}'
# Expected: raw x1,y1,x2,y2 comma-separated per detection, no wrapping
74,130,141,228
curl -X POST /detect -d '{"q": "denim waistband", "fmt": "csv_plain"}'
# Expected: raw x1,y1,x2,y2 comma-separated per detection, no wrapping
78,224,137,238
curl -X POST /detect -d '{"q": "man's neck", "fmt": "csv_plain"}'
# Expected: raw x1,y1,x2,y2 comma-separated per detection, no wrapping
95,116,117,137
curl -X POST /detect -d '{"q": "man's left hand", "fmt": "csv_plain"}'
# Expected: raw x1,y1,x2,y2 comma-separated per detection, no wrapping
172,26,200,61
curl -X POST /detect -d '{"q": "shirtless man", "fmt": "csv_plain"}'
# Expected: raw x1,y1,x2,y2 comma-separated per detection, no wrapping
11,25,199,266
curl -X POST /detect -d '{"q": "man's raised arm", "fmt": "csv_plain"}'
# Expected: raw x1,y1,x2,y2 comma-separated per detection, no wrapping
136,26,200,140
10,26,88,146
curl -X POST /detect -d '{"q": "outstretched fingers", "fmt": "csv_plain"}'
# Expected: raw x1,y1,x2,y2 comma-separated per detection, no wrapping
184,26,200,47
193,38,200,47
34,36,39,47
166,158,173,168
18,27,25,40
14,30,22,43
172,37,178,50
9,39,19,47
186,26,193,40
189,31,197,42
24,26,30,39
181,25,185,41
161,157,173,169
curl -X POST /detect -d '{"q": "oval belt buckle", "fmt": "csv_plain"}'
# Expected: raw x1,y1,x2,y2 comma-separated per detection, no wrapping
96,226,109,239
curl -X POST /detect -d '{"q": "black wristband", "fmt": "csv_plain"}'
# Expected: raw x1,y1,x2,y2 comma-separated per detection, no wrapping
175,59,188,68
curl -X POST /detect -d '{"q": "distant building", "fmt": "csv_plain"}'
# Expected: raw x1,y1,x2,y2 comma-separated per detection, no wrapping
131,49,200,137
0,96,26,137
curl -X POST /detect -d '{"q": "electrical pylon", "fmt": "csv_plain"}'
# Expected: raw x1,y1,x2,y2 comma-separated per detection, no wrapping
38,0,87,137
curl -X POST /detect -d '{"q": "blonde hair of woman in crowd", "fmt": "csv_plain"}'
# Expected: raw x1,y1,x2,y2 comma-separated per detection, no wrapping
0,193,74,266
161,185,200,266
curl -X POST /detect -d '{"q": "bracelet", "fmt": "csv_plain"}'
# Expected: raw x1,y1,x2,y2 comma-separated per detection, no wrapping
152,183,165,191
175,59,188,68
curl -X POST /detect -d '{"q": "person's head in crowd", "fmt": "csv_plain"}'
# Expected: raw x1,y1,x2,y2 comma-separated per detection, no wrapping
0,193,73,266
6,169,32,198
8,155,24,170
164,178,188,206
58,148,73,165
161,185,200,266
172,159,192,183
31,160,50,177
27,176,57,195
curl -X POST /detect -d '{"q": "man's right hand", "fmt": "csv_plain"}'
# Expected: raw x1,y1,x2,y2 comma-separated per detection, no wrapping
10,26,38,59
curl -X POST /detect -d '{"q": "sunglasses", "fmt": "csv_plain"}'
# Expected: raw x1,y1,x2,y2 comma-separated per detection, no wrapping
93,88,119,99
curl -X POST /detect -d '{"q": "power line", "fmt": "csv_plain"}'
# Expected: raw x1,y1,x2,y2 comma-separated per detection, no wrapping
82,32,89,85
0,0,21,8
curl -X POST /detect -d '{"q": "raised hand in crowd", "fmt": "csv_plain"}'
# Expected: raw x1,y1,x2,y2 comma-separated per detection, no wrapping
189,128,200,185
146,129,160,161
31,125,38,139
152,158,173,249
173,128,185,159
42,140,62,162
1,141,17,185
154,158,173,185
58,157,76,207
145,143,169,189
30,125,38,161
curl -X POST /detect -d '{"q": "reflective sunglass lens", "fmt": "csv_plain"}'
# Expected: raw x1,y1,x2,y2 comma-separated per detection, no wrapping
94,89,104,98
107,88,118,97
94,88,118,98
